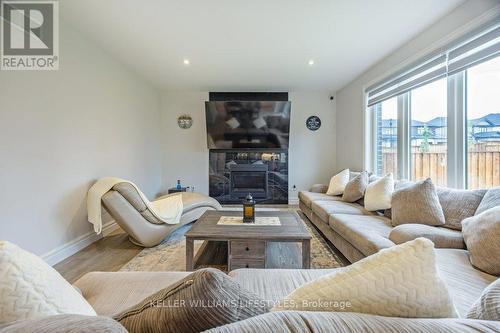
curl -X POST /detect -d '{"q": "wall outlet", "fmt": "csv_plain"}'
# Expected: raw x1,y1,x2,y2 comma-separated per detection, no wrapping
292,185,297,191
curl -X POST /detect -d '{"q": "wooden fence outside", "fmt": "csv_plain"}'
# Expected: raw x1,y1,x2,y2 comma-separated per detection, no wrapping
381,150,500,188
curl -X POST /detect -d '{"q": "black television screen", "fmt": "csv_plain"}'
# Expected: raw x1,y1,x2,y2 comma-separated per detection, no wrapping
205,101,291,149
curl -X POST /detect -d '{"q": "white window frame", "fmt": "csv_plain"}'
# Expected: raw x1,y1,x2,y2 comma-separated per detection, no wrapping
368,74,466,187
447,72,466,189
365,16,499,188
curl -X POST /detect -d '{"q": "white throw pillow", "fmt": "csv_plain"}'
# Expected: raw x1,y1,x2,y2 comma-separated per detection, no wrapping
364,173,394,211
273,238,457,318
326,169,350,196
0,241,96,323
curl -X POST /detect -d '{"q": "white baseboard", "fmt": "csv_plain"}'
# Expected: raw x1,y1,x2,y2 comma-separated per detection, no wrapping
102,221,121,236
42,220,118,266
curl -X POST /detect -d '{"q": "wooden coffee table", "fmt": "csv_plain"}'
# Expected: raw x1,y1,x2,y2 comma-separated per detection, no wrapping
185,210,311,271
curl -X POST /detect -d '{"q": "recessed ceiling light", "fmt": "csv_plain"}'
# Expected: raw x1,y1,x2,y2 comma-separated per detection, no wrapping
308,59,315,66
183,59,190,66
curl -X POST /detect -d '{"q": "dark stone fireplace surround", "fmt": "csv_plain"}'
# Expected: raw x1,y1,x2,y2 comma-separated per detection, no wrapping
208,92,289,205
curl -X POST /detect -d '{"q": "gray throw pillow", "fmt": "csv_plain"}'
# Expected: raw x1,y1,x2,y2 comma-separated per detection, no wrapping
475,187,500,215
114,268,269,333
436,187,486,231
467,278,500,321
343,171,368,203
461,206,500,275
391,178,445,227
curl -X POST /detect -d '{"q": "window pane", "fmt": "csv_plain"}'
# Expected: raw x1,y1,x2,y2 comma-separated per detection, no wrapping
374,97,397,176
466,56,500,189
410,78,447,186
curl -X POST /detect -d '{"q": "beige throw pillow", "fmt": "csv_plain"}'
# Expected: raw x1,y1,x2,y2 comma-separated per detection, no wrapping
0,241,96,323
391,178,445,227
115,268,268,333
326,169,350,196
461,206,500,275
364,173,394,211
342,171,368,203
273,238,457,318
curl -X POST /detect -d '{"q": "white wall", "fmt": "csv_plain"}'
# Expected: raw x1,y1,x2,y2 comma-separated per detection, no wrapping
0,21,162,258
335,0,499,172
160,91,336,202
160,92,210,195
288,92,336,201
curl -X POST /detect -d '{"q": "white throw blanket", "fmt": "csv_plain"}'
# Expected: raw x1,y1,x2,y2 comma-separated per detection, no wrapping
87,177,183,234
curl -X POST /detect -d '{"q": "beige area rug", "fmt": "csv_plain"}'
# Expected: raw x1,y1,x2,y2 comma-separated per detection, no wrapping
120,209,346,272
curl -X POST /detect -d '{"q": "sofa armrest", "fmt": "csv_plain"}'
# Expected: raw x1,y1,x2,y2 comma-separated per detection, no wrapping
309,184,328,193
205,311,500,333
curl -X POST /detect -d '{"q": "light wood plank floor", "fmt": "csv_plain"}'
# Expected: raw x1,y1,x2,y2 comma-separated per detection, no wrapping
54,229,142,283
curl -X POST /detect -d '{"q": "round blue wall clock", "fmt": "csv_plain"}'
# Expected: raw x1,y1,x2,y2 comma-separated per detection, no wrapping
306,116,321,131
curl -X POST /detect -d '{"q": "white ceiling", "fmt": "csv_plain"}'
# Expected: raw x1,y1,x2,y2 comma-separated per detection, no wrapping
61,0,465,91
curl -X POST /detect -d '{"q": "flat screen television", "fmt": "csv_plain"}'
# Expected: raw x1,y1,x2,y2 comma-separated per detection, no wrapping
205,101,291,149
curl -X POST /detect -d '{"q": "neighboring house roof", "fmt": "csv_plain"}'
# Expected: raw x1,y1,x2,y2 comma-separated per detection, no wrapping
425,116,447,127
471,113,500,126
411,120,426,127
474,120,491,126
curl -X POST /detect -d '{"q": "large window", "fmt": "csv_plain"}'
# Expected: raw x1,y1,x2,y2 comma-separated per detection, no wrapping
410,78,447,186
366,20,499,189
466,57,500,189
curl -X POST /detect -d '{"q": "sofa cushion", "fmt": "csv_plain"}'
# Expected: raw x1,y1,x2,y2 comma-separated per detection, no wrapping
389,224,465,249
273,238,458,318
329,214,394,256
0,315,127,333
391,178,445,227
462,206,500,275
436,187,486,230
435,249,497,317
114,268,268,333
228,269,337,304
475,187,500,215
298,191,342,208
205,311,500,333
342,171,369,202
0,241,96,323
74,271,191,316
312,201,375,222
467,278,500,321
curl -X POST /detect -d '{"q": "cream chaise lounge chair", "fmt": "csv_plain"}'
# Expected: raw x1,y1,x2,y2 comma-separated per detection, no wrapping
101,182,221,247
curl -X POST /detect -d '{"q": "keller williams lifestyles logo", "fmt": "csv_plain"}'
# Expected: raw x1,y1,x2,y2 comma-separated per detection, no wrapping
1,0,59,70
